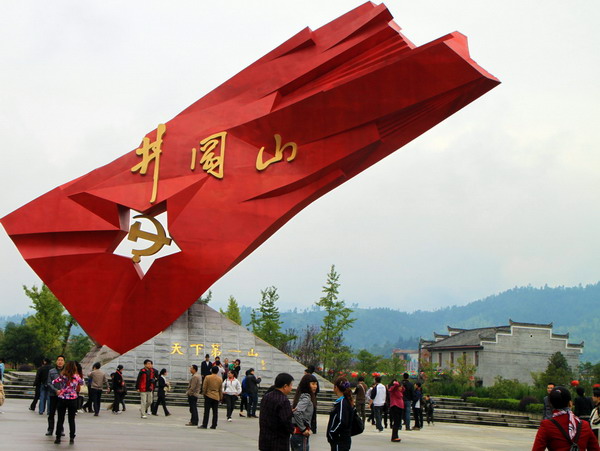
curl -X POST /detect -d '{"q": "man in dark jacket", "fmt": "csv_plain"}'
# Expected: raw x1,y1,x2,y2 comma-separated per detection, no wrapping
354,376,368,424
258,373,294,451
111,365,126,414
45,355,65,436
245,368,262,418
401,372,414,431
200,354,212,386
30,358,51,413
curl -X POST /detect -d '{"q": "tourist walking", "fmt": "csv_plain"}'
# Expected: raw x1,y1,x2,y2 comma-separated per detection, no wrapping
412,382,423,430
327,376,354,451
291,374,318,451
424,394,435,425
186,365,201,426
354,376,368,425
52,361,84,444
532,386,600,450
245,368,262,418
88,362,110,416
369,376,386,432
258,373,295,451
239,370,249,417
30,358,51,414
45,355,65,437
111,365,126,414
199,366,222,429
152,368,171,416
388,379,404,443
305,365,320,433
400,373,414,430
222,371,242,421
136,359,158,419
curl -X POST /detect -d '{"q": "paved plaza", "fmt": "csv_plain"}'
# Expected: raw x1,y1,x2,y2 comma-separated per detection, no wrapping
1,398,537,450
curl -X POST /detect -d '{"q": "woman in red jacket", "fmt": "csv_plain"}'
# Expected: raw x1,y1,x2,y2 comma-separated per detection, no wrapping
532,386,600,451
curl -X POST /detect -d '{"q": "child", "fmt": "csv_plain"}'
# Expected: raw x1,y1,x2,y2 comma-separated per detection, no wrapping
424,394,435,425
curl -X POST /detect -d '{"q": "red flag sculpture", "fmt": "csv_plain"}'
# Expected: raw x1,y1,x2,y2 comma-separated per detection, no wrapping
2,3,499,353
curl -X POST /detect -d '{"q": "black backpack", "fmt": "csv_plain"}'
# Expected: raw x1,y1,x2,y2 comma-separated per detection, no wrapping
550,418,582,451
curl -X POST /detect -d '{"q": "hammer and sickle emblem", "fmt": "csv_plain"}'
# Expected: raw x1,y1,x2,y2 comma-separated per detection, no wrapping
127,214,172,263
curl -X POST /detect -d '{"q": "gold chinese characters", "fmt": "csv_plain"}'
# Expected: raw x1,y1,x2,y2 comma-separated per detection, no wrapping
132,126,299,204
256,134,298,171
190,132,226,179
131,123,166,204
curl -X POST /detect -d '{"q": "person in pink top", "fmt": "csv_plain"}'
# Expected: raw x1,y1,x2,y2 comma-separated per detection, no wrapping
52,361,84,444
388,379,405,443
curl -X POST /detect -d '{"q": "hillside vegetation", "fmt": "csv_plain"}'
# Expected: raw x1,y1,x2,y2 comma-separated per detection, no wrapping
242,282,600,362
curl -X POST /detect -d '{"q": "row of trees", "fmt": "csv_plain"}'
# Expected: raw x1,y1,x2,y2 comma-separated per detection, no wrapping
219,265,356,380
0,285,93,367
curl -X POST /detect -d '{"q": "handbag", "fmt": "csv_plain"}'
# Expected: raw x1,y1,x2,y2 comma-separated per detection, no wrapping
350,407,364,436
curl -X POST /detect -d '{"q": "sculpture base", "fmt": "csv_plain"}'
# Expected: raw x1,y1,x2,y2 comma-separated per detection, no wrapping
86,299,329,387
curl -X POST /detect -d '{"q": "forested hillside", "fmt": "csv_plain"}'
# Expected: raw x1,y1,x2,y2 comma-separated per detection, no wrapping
241,282,600,362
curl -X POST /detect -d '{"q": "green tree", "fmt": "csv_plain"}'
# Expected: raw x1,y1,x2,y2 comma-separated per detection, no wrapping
379,355,407,381
66,334,94,362
449,354,478,387
247,287,294,351
288,325,321,367
0,322,42,365
355,349,381,374
315,265,356,375
62,314,78,355
533,351,574,388
197,290,212,304
220,296,242,325
24,284,66,357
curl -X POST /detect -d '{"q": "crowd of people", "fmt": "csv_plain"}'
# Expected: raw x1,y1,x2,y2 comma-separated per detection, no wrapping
11,355,600,450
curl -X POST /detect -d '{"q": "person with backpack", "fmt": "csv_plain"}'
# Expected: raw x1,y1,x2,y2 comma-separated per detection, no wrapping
327,376,354,451
532,386,600,450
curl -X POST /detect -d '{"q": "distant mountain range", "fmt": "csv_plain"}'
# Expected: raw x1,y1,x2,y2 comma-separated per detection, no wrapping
4,282,598,364
241,282,600,363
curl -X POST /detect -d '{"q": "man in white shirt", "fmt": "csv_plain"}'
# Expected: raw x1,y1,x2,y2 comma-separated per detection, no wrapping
369,376,386,432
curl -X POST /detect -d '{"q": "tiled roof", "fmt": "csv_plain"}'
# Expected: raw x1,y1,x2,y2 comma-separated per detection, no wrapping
424,326,510,350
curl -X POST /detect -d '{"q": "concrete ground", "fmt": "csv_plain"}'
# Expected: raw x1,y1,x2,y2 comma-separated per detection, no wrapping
0,398,537,450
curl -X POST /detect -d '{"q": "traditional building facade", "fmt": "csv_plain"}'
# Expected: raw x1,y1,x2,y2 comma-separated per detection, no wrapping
420,320,583,386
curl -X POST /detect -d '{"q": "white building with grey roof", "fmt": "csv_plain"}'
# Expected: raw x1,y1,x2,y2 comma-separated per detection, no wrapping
420,320,583,386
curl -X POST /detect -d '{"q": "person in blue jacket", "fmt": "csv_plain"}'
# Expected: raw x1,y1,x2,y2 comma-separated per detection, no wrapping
327,376,354,451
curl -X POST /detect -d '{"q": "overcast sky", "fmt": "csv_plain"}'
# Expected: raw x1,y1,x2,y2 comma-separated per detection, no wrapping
1,1,599,316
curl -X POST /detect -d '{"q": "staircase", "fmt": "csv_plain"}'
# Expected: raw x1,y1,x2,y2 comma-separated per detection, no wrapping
432,397,540,429
2,373,540,427
3,371,336,413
